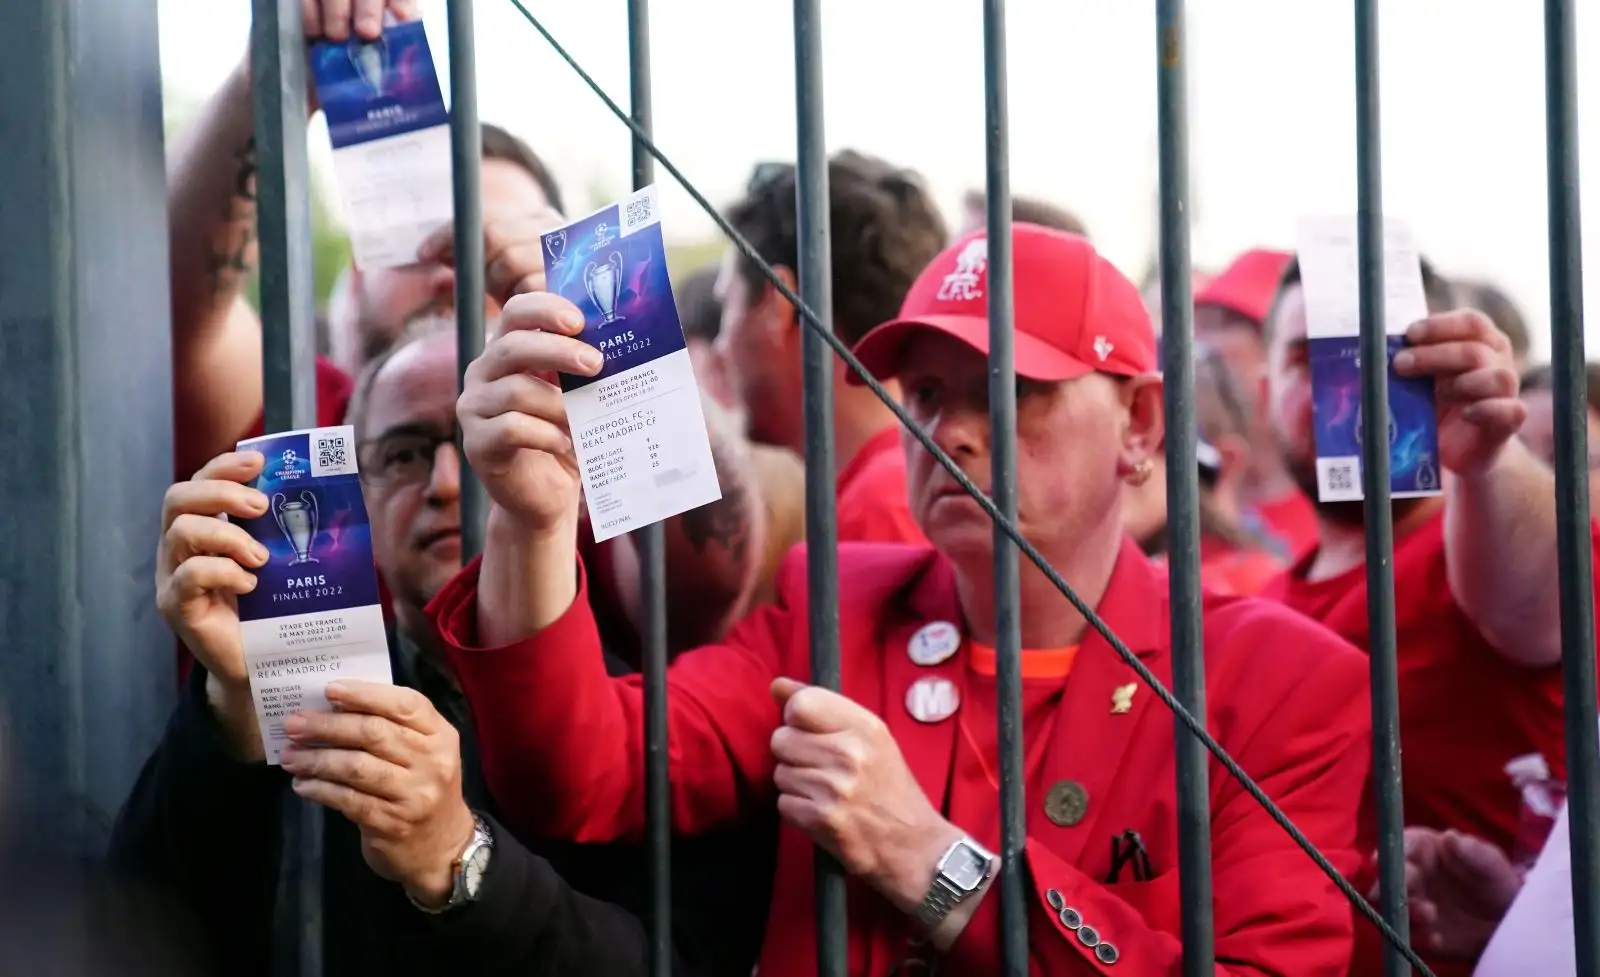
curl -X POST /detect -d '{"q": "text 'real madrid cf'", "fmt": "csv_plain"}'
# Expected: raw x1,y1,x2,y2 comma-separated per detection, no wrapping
234,425,393,765
540,184,723,543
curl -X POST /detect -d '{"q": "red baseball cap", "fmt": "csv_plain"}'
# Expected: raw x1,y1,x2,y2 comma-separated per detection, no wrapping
1193,248,1293,326
850,223,1157,385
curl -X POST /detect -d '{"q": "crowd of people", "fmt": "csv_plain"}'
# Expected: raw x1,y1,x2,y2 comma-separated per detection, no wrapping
94,3,1598,975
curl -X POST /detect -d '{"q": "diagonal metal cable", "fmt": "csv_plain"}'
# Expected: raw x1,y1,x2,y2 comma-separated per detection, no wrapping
503,3,1432,972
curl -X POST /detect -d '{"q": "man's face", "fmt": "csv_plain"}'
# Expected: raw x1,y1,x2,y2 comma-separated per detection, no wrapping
897,332,1146,562
357,333,463,616
1264,283,1319,500
337,158,552,367
1194,305,1267,394
712,246,801,448
1519,387,1600,512
1265,282,1414,525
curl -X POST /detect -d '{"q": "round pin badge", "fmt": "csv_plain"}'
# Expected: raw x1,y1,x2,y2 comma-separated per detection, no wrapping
1044,779,1090,827
905,677,961,723
907,621,962,667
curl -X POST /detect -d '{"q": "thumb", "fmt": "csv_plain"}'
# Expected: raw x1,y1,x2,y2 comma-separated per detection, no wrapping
1444,831,1515,882
771,677,808,706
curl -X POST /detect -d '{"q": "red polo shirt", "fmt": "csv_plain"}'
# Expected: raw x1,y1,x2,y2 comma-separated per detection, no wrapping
1254,489,1320,560
1264,509,1575,977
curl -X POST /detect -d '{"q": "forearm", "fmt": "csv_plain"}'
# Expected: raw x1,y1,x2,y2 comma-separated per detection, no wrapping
1446,439,1564,665
654,396,765,645
205,672,267,763
167,58,269,472
477,507,582,648
433,552,786,841
169,60,259,332
397,820,677,977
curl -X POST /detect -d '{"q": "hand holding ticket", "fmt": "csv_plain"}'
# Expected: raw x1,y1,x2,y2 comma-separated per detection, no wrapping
1298,215,1443,502
460,185,723,543
230,425,393,765
310,17,452,270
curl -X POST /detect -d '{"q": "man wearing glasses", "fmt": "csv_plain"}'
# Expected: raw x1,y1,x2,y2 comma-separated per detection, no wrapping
111,315,775,977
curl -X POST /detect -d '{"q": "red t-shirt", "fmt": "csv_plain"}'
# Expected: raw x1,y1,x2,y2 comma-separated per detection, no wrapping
176,356,361,683
1198,538,1284,597
1263,510,1570,977
1253,489,1320,561
834,426,927,546
1152,539,1285,598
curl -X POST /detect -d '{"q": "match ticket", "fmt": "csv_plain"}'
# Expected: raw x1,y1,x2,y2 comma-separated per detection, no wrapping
311,20,453,270
541,184,723,543
235,425,392,765
1298,215,1442,503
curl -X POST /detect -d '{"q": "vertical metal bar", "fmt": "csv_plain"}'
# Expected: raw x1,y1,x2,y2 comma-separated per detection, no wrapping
0,0,174,854
791,2,845,974
980,2,1025,974
1155,3,1213,973
624,3,671,976
1352,3,1410,974
447,0,488,560
250,1,320,975
1543,3,1600,974
252,0,317,433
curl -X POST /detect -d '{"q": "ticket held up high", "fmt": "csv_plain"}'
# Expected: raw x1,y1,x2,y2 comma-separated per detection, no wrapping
310,20,453,271
540,185,723,543
1298,215,1443,504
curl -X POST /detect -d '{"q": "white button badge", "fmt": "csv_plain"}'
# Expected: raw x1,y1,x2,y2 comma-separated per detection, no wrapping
907,621,962,667
905,677,961,724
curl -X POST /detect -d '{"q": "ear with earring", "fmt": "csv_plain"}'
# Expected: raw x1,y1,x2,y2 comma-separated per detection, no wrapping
1126,458,1155,487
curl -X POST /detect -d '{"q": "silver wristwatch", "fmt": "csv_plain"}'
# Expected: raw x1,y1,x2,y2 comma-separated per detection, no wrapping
914,836,996,931
409,813,495,915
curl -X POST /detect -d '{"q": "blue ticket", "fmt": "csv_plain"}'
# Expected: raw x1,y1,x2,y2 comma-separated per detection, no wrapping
541,185,723,542
235,425,392,765
1299,216,1442,502
310,20,452,270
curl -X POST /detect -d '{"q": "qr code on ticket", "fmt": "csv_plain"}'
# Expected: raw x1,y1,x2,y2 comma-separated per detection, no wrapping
624,194,653,230
312,430,359,478
1316,456,1362,502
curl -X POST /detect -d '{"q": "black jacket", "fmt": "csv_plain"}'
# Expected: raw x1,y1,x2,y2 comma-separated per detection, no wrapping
108,629,775,977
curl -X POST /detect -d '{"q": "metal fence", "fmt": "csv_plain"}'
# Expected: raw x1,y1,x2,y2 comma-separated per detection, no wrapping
251,1,1600,975
4,0,1593,975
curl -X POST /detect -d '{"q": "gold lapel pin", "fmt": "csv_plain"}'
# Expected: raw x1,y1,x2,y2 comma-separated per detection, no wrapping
1110,682,1137,715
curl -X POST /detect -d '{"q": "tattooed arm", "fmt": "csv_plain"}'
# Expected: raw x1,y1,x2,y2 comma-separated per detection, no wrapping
168,60,268,478
604,393,766,650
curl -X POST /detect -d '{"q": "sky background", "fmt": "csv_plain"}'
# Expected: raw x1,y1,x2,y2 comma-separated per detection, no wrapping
158,0,1599,362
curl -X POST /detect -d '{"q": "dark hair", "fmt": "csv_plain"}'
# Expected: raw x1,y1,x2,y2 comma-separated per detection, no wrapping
1263,251,1456,343
726,151,949,346
1520,361,1600,416
1458,279,1531,361
481,122,565,215
677,265,722,343
963,190,1088,238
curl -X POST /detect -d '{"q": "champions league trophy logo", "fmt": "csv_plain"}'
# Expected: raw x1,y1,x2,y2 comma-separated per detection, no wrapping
1415,452,1440,491
1352,403,1399,449
583,252,626,327
349,36,391,98
545,229,567,269
272,490,322,566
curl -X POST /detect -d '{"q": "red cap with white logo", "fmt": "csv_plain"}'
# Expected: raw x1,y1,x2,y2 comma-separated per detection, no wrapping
849,223,1158,384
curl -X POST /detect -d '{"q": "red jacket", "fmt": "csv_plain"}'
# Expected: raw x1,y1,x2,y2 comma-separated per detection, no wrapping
429,540,1373,976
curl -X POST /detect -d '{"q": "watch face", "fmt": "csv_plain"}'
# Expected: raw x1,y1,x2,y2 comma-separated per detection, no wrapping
944,845,988,890
462,844,492,899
